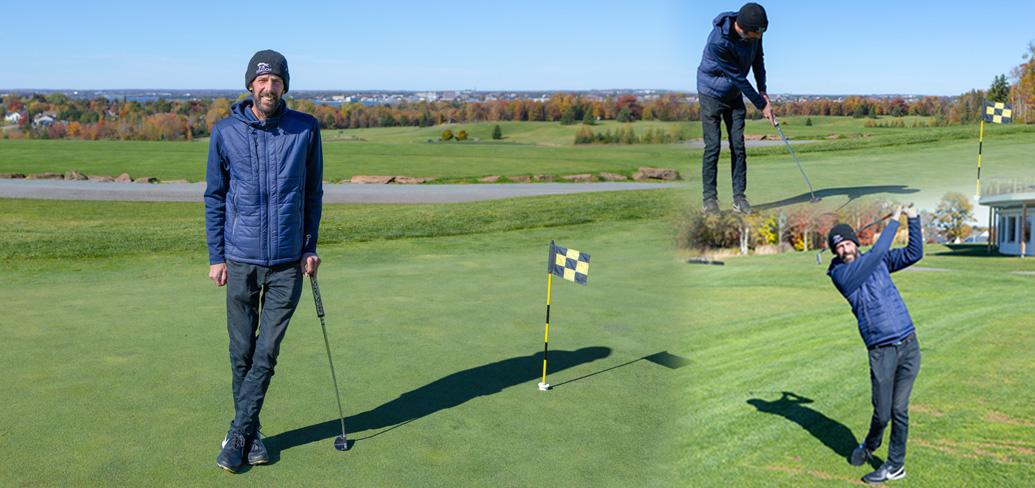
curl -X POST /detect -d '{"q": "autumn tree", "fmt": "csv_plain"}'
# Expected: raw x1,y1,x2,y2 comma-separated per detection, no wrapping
934,192,974,243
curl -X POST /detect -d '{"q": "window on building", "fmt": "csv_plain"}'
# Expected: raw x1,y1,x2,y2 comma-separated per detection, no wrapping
1009,216,1017,242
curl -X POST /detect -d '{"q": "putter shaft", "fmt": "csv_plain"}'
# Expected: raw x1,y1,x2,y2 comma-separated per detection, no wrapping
310,276,348,443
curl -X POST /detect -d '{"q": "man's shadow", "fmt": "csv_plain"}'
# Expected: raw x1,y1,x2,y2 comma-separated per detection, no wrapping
754,185,920,211
746,391,881,468
265,346,611,455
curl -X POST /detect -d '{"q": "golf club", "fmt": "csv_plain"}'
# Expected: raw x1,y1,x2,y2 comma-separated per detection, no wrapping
774,119,821,203
309,275,350,452
819,203,914,264
858,203,914,233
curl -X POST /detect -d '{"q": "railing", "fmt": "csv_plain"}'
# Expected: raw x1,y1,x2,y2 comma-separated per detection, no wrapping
982,178,1035,198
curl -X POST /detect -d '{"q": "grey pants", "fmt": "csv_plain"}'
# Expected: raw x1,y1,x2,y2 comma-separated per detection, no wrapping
864,334,921,468
225,259,303,438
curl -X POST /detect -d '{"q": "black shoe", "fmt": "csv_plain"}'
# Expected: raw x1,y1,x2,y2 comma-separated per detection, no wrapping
850,444,872,466
703,199,720,214
732,197,752,215
216,430,247,473
862,463,906,484
248,433,270,465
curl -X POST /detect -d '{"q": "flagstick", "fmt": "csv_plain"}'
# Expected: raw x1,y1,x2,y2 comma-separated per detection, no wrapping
975,119,985,198
539,272,553,391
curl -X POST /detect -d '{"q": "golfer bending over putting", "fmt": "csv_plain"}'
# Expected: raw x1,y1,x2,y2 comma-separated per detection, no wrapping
826,204,921,484
204,49,324,473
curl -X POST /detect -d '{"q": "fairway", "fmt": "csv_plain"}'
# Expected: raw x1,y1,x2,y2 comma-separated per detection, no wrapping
671,245,1035,486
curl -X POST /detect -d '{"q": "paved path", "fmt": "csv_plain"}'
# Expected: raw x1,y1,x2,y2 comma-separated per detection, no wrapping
0,179,676,203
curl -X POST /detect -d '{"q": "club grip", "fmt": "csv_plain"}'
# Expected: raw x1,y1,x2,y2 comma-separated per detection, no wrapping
310,275,325,318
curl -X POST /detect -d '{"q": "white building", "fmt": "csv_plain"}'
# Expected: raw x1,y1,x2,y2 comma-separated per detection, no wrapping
4,112,21,124
980,189,1034,257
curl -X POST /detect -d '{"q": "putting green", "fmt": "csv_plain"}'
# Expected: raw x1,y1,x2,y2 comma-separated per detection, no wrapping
0,216,692,486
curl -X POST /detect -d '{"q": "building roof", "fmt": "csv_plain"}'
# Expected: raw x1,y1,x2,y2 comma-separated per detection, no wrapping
980,191,1035,209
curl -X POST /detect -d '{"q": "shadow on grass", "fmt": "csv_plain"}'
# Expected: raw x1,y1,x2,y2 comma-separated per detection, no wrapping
265,346,611,454
747,391,881,468
935,244,1010,257
550,350,691,388
755,185,920,211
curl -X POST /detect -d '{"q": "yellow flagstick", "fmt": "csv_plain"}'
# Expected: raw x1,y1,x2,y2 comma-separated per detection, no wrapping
975,119,985,198
539,271,553,391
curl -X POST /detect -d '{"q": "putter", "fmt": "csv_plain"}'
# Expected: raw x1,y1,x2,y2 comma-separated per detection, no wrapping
774,119,820,203
309,275,350,452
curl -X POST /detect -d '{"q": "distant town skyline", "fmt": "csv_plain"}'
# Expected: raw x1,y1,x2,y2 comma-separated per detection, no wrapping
7,0,1035,95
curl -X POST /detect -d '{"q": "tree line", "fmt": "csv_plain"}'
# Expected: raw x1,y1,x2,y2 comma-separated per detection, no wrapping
2,43,1032,141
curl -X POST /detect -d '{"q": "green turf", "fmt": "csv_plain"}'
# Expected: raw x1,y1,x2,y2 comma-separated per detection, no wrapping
0,189,679,260
3,118,1031,183
0,215,690,486
668,245,1035,486
1,195,1033,486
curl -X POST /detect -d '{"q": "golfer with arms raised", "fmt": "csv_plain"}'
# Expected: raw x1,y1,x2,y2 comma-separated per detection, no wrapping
826,205,922,484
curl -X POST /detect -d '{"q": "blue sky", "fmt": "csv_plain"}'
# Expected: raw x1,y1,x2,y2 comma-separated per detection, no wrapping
7,0,1034,95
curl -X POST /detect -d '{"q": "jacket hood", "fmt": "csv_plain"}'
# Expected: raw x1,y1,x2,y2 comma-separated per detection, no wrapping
230,97,286,127
713,11,736,37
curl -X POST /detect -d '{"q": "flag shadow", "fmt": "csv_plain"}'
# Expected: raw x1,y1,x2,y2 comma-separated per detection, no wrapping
746,391,882,468
265,346,611,453
550,350,691,388
754,185,920,211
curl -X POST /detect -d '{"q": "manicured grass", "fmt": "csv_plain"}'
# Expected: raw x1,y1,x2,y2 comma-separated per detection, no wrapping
0,189,680,261
1,194,1032,485
0,217,690,486
686,129,1035,214
668,245,1035,486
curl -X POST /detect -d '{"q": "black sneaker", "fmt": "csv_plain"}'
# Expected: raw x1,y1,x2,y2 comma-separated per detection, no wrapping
862,463,906,484
703,199,720,214
248,433,270,465
732,197,752,215
850,443,872,466
216,430,247,473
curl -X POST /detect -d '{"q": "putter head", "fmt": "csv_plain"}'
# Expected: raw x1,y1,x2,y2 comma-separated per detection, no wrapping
809,196,822,204
334,435,351,451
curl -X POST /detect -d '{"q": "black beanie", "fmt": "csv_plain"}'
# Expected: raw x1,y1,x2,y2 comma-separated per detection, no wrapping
737,3,768,33
828,224,860,254
245,50,290,93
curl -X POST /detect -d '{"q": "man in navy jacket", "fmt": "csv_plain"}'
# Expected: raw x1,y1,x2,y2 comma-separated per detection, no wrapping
696,3,775,214
827,205,922,484
204,49,324,473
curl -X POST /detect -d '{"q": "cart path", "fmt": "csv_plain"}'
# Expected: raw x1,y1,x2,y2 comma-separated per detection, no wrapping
0,179,676,204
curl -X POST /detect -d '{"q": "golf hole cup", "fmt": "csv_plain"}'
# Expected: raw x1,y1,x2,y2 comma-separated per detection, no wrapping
538,382,550,391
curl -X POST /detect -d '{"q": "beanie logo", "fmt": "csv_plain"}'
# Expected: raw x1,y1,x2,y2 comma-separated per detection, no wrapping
255,62,272,75
832,235,844,246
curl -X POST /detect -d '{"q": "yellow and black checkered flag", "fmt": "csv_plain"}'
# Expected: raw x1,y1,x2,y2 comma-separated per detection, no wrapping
548,241,590,285
982,101,1013,124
